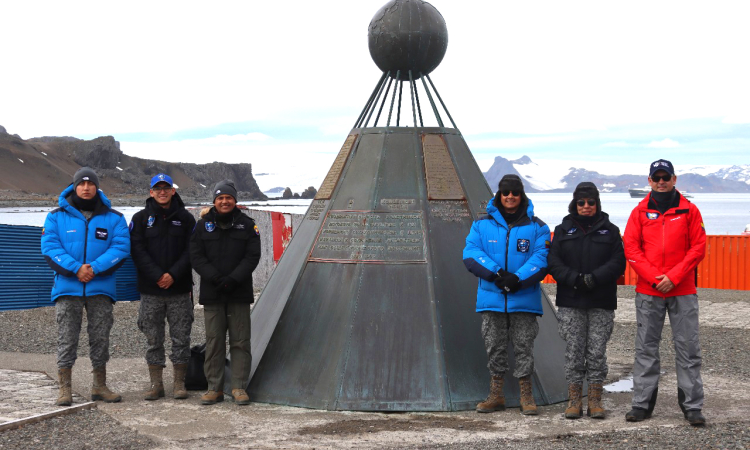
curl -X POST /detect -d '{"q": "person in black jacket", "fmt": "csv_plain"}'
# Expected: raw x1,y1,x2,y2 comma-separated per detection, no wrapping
130,174,196,401
190,180,261,406
547,182,626,420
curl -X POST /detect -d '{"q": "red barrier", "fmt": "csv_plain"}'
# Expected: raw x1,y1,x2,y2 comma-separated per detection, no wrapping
542,235,750,291
271,212,293,264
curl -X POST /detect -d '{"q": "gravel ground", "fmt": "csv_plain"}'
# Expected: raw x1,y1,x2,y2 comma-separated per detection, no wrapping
0,410,157,450
0,301,207,360
410,421,750,450
0,287,748,450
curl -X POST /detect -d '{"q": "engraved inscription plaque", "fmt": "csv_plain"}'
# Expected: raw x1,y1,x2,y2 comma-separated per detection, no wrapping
309,211,426,263
306,200,327,221
422,134,465,200
430,200,472,222
315,134,357,200
379,198,417,210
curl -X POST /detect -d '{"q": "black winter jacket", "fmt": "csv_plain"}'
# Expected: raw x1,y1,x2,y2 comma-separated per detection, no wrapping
190,207,261,305
547,212,626,310
130,193,196,295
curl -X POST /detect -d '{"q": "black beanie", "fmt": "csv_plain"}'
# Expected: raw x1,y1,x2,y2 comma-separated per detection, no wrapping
73,167,100,190
213,179,238,203
568,182,601,215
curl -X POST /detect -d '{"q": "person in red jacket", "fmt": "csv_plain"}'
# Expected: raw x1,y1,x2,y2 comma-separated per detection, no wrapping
623,159,707,426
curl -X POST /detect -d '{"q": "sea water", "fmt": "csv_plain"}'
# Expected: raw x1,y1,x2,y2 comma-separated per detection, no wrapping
1,194,749,235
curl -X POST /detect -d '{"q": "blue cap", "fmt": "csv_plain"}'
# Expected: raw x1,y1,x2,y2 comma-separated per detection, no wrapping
150,173,173,188
649,159,675,177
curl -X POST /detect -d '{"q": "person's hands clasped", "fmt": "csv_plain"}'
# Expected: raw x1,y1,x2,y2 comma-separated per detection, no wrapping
157,273,174,289
654,274,674,294
495,272,522,293
76,264,95,283
218,277,239,293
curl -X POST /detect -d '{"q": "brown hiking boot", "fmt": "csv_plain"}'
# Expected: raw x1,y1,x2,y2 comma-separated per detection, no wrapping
587,383,605,419
91,366,122,403
519,375,538,415
56,367,73,406
476,375,505,413
201,390,224,405
232,389,251,405
565,383,583,419
144,365,165,401
173,363,188,400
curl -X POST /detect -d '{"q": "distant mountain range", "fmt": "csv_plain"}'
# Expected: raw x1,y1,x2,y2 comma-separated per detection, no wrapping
484,155,750,193
0,125,267,201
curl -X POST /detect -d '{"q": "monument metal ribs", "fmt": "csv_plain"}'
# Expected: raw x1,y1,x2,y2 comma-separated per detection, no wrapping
309,210,426,263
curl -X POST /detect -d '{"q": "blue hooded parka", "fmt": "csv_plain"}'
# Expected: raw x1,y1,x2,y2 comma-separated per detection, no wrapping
41,184,131,301
463,196,551,315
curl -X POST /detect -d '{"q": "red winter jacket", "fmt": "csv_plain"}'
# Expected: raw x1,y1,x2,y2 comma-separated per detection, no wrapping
623,191,706,297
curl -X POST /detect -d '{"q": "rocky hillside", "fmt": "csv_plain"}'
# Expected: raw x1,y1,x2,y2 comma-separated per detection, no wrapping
0,126,267,202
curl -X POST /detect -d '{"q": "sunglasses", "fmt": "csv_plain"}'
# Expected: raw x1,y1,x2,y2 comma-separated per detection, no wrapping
501,190,521,197
577,199,596,207
151,186,173,192
651,174,672,182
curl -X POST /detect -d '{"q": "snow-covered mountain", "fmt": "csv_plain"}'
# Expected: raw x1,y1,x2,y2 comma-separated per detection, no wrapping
483,156,750,193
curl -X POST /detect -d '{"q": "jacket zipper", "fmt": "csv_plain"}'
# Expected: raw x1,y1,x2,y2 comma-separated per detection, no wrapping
83,216,89,298
504,224,511,313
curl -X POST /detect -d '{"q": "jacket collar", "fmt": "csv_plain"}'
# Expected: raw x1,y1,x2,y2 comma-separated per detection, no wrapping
59,184,112,219
144,192,185,219
638,189,690,214
561,212,610,233
486,196,535,228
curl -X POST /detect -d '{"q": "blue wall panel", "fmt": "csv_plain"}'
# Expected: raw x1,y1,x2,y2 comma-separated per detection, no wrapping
0,224,139,311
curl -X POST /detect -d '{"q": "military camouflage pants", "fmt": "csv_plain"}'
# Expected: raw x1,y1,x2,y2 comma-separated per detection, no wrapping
56,295,114,369
557,306,615,385
481,311,539,378
137,293,194,366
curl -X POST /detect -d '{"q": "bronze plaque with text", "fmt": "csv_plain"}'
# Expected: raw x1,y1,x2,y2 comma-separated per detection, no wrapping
315,135,357,200
422,134,465,200
309,211,426,263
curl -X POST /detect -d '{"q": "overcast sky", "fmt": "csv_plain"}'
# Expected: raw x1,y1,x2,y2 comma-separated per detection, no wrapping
2,0,748,190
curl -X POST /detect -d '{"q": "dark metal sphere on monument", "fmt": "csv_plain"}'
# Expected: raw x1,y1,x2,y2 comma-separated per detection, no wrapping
368,0,448,80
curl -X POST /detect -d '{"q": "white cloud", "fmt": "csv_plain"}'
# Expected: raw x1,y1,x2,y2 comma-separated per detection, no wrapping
647,139,680,148
602,142,633,148
722,115,750,124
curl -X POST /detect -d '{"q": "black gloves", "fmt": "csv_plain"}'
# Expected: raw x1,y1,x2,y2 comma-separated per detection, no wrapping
495,272,522,293
493,268,509,288
218,277,239,293
583,274,596,290
574,274,596,291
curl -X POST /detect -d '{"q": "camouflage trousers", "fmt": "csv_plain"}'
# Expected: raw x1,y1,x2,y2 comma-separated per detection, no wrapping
557,306,615,385
56,295,114,369
137,293,194,366
481,311,539,378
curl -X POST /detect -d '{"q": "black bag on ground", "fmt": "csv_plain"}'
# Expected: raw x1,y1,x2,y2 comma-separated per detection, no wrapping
185,343,208,390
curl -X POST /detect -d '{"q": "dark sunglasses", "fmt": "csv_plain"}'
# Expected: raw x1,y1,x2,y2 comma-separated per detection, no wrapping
151,186,173,192
501,190,521,197
577,199,596,207
651,174,672,182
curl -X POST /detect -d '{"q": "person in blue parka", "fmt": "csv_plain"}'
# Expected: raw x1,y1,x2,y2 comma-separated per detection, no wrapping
41,167,130,406
463,174,551,416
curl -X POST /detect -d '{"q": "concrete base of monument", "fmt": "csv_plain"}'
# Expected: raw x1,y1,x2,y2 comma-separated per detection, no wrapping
1,286,749,449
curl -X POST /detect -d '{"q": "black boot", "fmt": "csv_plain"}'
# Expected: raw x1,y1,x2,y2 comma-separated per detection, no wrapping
626,387,657,422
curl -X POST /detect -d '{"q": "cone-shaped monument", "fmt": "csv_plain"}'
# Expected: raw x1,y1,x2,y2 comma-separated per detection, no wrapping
246,0,568,411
